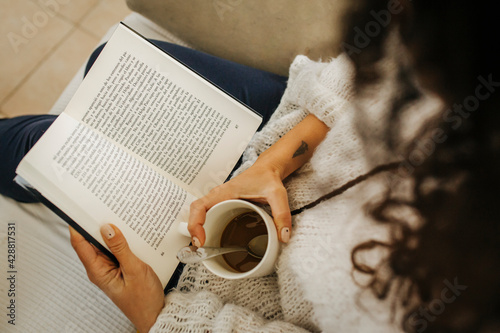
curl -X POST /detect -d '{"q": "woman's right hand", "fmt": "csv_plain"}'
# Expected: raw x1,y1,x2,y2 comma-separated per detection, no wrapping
188,160,292,246
189,114,330,247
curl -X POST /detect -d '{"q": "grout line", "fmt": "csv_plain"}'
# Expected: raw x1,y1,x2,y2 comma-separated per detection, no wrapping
54,13,83,27
0,25,78,110
78,24,103,40
54,6,102,39
0,106,10,118
54,14,102,40
25,0,103,38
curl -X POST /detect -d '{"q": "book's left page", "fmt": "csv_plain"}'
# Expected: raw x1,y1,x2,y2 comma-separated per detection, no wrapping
16,113,194,287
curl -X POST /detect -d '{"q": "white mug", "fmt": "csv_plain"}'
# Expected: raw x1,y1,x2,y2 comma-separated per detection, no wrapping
178,199,280,279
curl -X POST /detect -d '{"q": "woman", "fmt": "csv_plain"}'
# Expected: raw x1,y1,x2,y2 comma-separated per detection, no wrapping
76,0,500,331
5,0,500,331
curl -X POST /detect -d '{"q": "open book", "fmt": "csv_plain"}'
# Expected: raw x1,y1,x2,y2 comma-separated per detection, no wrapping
15,23,262,288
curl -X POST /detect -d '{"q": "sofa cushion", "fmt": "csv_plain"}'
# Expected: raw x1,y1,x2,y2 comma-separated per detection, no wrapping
126,0,349,76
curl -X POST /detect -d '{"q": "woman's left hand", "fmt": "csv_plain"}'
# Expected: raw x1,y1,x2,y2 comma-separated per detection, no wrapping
69,224,164,333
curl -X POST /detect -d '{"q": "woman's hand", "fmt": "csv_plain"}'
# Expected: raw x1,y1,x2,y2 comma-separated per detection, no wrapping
189,159,292,246
189,114,330,247
69,224,164,333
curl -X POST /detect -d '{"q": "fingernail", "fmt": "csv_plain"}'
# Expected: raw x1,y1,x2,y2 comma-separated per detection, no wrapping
101,224,115,239
192,236,201,248
281,227,290,243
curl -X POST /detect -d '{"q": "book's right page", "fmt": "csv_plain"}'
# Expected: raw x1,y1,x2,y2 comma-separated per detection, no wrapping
64,23,262,198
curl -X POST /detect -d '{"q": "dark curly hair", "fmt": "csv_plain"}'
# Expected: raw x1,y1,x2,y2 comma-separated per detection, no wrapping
345,0,500,332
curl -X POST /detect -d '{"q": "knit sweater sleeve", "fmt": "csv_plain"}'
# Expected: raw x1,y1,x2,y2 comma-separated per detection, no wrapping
149,290,310,333
232,54,356,173
281,54,355,128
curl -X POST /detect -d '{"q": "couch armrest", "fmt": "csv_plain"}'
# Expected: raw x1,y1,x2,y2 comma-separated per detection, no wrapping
126,0,348,76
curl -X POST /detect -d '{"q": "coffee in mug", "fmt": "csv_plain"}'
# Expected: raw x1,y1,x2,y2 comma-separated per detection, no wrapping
220,211,267,273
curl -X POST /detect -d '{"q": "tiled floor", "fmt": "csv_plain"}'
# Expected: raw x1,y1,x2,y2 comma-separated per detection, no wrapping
0,0,132,118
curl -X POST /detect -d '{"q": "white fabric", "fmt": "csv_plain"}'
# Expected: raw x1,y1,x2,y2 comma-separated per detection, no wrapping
150,50,443,332
0,196,136,333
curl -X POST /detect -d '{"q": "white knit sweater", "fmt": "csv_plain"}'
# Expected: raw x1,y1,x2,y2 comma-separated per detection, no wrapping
150,50,442,332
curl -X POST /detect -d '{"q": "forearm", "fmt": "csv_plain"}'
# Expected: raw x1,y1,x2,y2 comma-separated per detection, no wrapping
255,114,329,180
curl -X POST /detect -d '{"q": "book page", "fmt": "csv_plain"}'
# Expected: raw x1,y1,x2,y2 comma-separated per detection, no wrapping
81,53,231,189
54,122,190,251
64,24,261,197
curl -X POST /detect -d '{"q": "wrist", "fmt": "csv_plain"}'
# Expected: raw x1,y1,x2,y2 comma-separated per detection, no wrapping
136,318,155,333
133,299,163,333
253,115,329,181
253,153,287,180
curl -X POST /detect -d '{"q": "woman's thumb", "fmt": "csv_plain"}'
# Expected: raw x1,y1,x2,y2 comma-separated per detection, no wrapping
100,224,140,274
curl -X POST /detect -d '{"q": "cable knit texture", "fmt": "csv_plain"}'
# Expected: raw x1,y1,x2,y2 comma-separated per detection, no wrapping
150,47,442,332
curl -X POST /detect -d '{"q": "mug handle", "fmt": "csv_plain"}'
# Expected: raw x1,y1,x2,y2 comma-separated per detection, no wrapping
177,221,191,238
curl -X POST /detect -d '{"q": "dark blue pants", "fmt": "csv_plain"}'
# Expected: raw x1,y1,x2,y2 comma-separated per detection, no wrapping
0,40,287,203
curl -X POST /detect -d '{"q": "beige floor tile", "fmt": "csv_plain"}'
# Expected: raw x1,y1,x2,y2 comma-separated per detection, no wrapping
2,28,100,117
42,0,100,24
80,0,132,38
27,0,100,24
0,0,73,102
